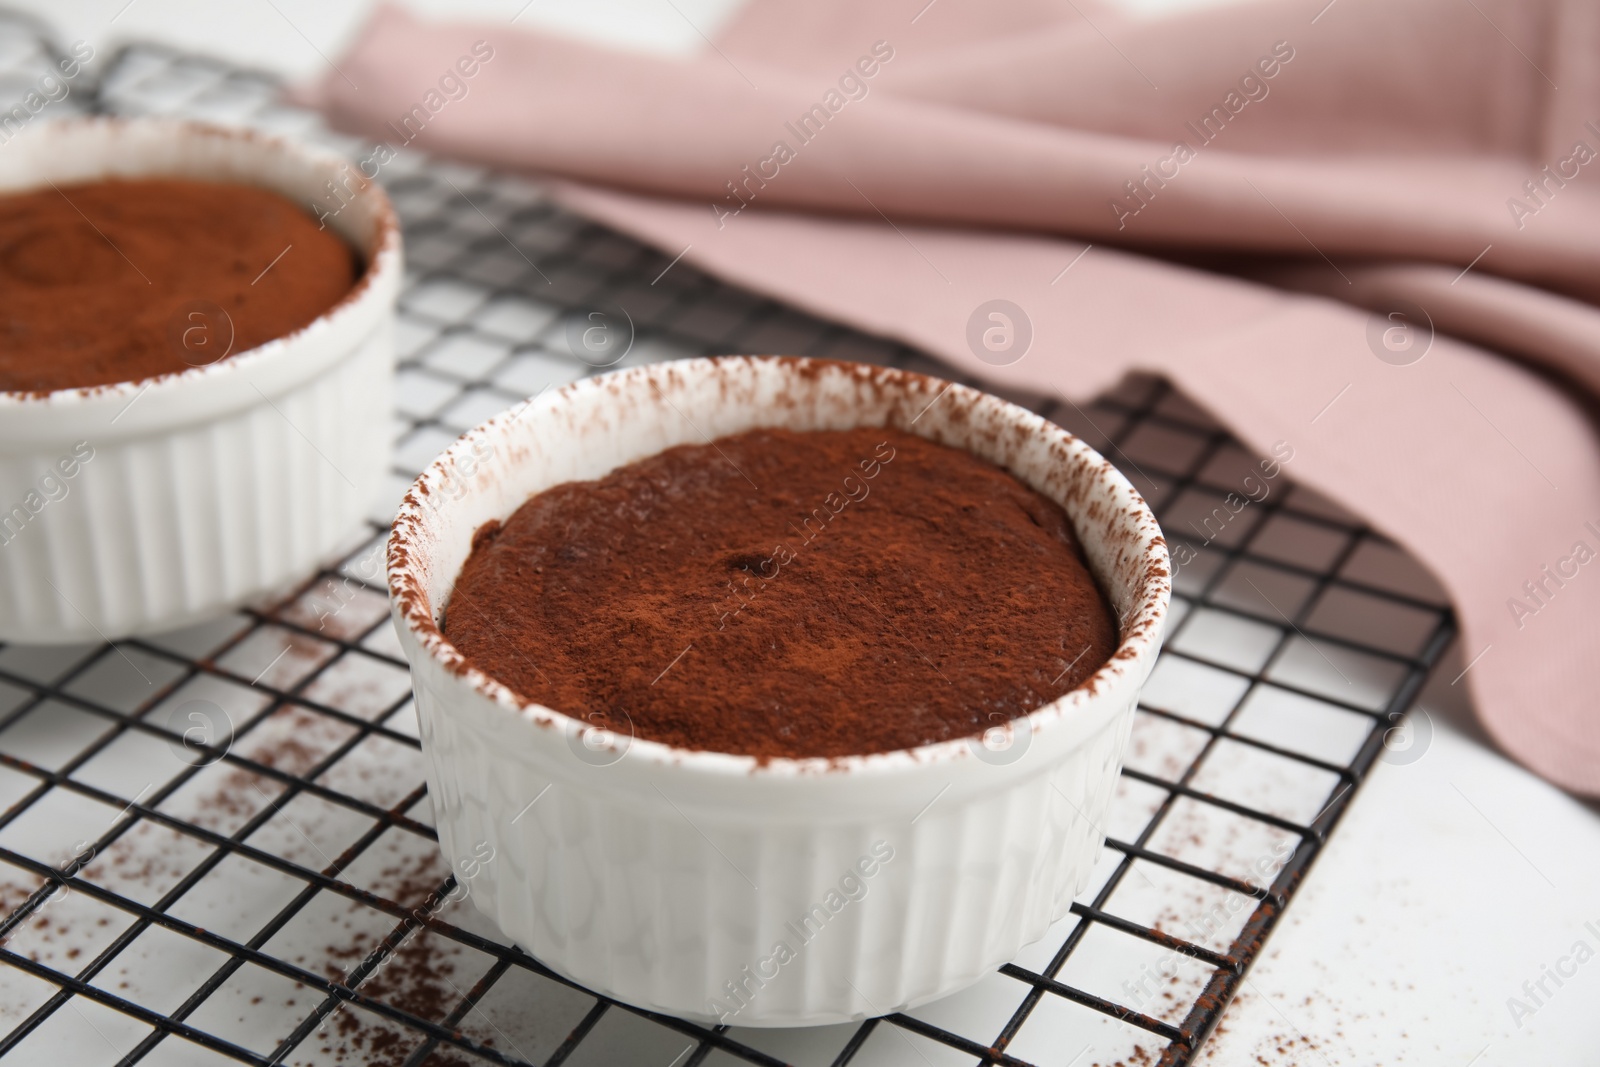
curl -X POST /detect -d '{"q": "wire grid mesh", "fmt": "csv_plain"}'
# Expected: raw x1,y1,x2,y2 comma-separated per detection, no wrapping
0,34,1458,1067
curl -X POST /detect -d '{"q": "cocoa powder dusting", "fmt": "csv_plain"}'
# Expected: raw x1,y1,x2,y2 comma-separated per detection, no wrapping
443,427,1119,759
0,178,358,392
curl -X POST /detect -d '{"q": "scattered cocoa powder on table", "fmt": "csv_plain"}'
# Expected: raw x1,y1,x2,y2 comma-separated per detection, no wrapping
0,178,358,392
444,427,1119,760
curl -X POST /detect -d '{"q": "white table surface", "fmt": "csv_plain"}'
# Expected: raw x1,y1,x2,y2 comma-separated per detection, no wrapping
8,2,1599,1064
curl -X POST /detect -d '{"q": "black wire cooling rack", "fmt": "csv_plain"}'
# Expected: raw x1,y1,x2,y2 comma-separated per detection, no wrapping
0,28,1459,1067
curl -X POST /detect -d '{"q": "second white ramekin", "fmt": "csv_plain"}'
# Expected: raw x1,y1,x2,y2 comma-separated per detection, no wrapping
0,118,400,643
388,356,1169,1025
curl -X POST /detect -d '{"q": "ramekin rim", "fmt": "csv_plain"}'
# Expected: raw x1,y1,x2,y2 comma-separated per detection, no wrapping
0,115,401,408
388,355,1171,779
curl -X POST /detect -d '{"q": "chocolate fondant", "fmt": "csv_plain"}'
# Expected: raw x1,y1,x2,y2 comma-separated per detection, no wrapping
444,427,1119,760
0,178,357,392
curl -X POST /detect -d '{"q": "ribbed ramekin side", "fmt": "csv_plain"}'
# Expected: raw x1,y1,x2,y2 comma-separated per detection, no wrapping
410,656,1144,1025
0,327,390,643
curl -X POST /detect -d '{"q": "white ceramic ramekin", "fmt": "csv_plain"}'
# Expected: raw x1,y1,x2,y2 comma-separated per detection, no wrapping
0,118,400,643
388,356,1169,1026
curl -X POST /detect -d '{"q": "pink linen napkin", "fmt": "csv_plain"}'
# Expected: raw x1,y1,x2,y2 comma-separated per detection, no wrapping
306,0,1600,796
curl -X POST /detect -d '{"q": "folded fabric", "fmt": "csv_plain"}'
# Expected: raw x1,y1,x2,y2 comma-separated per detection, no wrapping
305,0,1600,795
